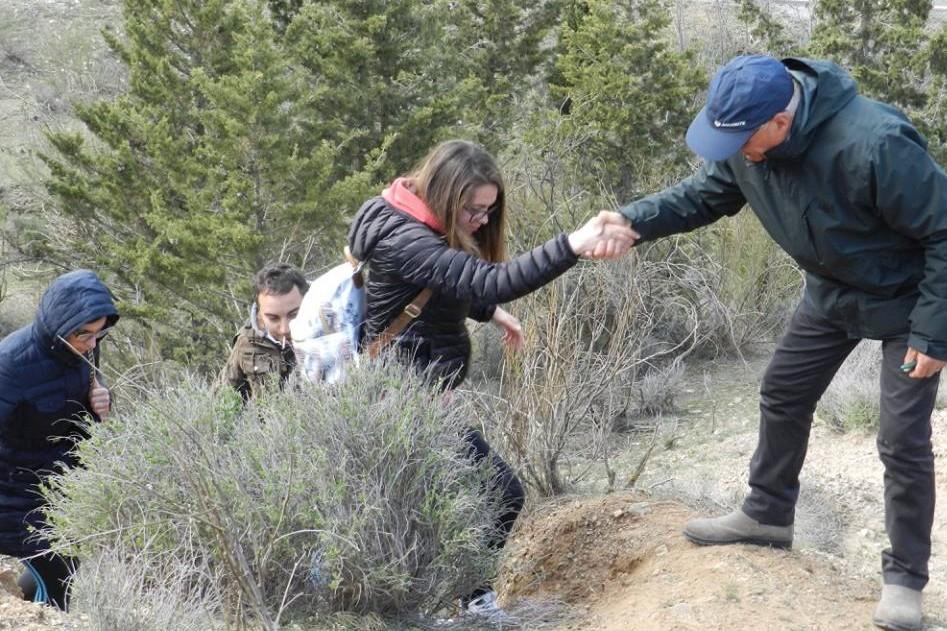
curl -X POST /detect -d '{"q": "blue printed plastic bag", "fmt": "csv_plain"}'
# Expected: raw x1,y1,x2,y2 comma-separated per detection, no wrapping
290,260,365,383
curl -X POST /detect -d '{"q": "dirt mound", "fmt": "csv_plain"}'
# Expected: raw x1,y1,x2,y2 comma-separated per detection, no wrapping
498,493,898,631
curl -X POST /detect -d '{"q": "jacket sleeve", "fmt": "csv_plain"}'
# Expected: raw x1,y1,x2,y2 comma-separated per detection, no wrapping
382,232,579,305
618,160,747,241
468,302,497,323
217,337,252,401
0,360,17,430
871,124,947,360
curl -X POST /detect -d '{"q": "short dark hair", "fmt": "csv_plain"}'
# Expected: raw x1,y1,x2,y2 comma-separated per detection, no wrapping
253,264,309,303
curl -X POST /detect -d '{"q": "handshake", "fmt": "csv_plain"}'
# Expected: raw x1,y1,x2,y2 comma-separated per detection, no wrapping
567,211,640,260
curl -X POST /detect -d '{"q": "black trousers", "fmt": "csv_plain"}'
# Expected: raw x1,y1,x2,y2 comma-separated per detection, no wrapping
742,303,939,590
463,428,525,552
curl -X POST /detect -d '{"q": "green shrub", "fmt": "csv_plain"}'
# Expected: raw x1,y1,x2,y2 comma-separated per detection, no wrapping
42,361,501,627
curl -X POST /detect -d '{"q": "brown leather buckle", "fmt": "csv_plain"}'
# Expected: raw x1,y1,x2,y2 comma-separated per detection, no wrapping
404,303,422,318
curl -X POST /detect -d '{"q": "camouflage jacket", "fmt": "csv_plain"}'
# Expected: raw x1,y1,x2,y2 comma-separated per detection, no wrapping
218,324,296,400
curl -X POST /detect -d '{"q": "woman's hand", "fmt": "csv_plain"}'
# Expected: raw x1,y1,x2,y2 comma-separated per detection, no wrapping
90,377,110,420
491,306,524,351
567,211,640,259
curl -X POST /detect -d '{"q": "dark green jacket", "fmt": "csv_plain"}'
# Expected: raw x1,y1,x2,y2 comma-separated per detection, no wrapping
620,58,947,360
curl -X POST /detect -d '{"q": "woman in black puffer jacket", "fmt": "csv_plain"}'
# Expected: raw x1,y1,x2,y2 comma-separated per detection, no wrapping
348,139,636,618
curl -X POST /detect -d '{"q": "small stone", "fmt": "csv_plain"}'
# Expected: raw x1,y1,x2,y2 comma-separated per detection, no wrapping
612,509,624,519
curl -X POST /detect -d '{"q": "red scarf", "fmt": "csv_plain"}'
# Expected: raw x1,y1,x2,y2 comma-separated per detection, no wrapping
381,178,445,234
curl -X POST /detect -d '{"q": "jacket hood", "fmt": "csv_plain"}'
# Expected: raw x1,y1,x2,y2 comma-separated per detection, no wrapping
767,57,858,160
246,302,286,347
349,182,445,264
34,269,119,354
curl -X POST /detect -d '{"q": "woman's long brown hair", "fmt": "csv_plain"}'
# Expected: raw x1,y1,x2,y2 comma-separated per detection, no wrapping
411,140,507,262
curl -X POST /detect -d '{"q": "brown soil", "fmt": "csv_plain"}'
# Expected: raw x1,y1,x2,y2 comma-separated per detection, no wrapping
500,493,887,631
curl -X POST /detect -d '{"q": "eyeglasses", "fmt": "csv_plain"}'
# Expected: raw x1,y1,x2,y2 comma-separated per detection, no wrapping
463,204,495,222
72,328,109,343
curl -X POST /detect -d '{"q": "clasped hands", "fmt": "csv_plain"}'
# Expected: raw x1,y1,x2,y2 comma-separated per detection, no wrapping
567,211,639,260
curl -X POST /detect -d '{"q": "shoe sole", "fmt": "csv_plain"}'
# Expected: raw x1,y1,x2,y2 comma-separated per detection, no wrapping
872,617,922,631
683,531,792,549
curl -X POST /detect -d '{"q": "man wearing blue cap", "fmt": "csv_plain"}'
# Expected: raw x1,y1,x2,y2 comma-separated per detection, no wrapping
614,55,947,631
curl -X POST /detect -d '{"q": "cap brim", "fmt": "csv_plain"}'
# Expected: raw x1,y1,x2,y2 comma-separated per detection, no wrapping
685,106,755,162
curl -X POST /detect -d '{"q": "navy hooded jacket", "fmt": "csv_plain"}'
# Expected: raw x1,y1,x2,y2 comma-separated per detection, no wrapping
0,270,118,556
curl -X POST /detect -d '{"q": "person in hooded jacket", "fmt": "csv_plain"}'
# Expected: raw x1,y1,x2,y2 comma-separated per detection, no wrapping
613,55,946,631
348,139,637,619
218,264,309,401
0,269,119,610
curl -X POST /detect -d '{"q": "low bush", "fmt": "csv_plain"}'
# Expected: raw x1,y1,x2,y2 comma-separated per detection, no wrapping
69,546,221,631
819,341,947,432
42,361,501,628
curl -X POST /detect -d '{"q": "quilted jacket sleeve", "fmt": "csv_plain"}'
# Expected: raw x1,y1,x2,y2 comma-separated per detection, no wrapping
375,226,580,305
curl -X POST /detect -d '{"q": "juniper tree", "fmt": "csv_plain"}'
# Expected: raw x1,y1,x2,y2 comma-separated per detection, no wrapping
431,0,564,148
41,0,368,369
548,0,704,200
808,0,947,162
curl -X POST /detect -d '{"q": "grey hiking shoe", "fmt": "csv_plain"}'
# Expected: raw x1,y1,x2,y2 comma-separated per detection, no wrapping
873,584,923,631
683,509,793,548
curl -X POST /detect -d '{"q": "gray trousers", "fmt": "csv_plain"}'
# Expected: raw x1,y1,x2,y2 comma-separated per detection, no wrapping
741,303,940,590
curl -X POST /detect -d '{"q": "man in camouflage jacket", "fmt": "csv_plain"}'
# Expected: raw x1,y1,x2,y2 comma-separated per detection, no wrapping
219,264,309,400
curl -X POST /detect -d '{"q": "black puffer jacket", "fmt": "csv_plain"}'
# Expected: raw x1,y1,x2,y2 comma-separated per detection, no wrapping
349,196,579,387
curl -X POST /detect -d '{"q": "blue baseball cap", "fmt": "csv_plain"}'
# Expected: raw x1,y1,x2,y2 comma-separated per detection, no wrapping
686,55,794,161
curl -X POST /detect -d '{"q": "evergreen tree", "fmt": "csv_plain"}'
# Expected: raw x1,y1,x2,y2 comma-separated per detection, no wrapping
283,0,558,175
735,0,797,57
282,0,474,180
808,0,947,162
42,0,370,368
433,0,564,149
548,0,704,199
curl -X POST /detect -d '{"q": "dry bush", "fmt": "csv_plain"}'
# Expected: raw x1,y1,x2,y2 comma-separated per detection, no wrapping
480,255,701,497
42,361,501,628
480,115,802,498
819,341,947,432
70,546,221,631
679,216,803,358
